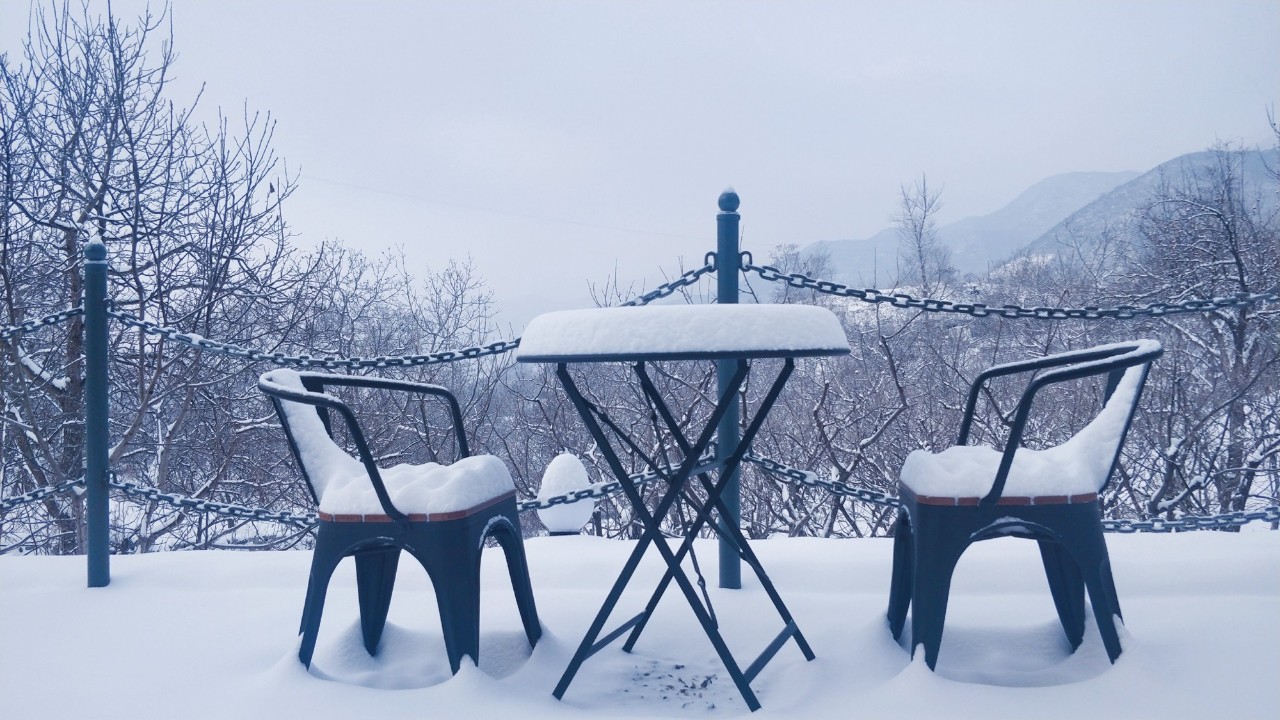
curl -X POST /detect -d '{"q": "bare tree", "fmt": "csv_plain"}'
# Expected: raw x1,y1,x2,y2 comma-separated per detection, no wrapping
894,175,954,296
1,1,303,552
1118,146,1279,517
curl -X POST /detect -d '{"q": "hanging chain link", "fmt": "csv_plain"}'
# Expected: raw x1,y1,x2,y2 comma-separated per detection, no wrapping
0,479,86,512
91,261,718,526
741,254,1279,320
744,453,903,508
1101,507,1280,533
621,255,718,306
106,304,521,369
6,457,1273,534
0,307,85,340
518,463,672,512
108,478,318,529
743,453,1280,532
99,260,716,368
104,466,668,522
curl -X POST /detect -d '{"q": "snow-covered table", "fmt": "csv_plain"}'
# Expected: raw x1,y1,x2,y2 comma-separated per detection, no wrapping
518,304,849,711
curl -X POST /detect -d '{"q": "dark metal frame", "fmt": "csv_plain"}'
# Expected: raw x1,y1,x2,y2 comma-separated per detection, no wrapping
887,340,1163,669
259,371,540,674
545,356,827,712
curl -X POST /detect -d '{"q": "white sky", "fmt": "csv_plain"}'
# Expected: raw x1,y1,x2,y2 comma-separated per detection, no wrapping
3,1,1277,329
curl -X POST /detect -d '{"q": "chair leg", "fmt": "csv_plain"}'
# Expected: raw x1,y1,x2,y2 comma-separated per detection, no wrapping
355,547,401,656
491,515,542,647
299,546,345,668
1062,526,1124,663
1038,540,1085,650
887,510,914,641
1082,553,1124,663
1100,553,1123,623
909,536,966,670
417,546,482,675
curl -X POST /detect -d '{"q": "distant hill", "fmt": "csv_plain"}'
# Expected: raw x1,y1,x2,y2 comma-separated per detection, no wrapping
806,170,1138,285
1018,149,1279,261
807,230,898,287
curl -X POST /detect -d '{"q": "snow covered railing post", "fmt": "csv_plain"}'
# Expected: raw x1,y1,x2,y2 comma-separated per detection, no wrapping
716,188,742,589
84,238,111,587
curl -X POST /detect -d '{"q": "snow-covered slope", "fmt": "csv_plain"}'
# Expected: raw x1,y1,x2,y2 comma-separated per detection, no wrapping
1019,149,1279,262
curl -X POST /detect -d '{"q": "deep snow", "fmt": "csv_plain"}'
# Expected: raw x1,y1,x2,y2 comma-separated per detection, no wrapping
1,532,1276,719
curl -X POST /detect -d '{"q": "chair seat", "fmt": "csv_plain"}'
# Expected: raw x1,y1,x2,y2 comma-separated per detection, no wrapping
317,490,518,523
317,454,516,516
900,484,1097,507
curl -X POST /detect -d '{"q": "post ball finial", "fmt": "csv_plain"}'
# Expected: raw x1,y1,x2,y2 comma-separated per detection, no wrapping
84,239,107,261
718,188,740,213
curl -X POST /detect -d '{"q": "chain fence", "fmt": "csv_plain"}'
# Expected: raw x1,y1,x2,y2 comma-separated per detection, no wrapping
743,453,902,508
0,307,84,340
108,478,318,530
0,479,85,512
622,254,717,306
107,305,522,370
7,457,1273,535
100,258,717,368
5,254,1279,538
741,253,1280,320
1,457,700,532
1,263,718,533
742,453,1280,532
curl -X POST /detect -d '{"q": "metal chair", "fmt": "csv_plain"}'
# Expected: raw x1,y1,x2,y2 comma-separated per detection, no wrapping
259,369,541,674
887,340,1162,669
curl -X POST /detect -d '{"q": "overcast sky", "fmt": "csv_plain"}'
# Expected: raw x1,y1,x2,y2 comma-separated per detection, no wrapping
3,1,1277,329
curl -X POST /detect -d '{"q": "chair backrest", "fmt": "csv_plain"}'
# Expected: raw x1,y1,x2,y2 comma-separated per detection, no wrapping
969,339,1163,505
259,369,365,505
1060,361,1149,491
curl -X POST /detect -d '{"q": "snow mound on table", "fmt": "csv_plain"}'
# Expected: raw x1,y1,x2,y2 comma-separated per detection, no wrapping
516,304,849,359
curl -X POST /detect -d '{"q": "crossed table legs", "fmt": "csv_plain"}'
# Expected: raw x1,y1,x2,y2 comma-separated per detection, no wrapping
551,358,814,712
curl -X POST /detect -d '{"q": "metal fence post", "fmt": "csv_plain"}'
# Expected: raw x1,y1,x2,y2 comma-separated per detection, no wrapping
84,238,110,587
716,189,742,589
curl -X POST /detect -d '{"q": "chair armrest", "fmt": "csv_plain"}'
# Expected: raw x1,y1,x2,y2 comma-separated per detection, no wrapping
957,341,1156,445
259,377,407,521
972,340,1162,507
297,372,471,458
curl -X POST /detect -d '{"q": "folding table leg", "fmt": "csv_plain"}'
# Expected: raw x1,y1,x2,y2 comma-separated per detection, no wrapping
625,359,815,666
621,361,749,650
551,360,801,713
552,526,660,700
553,364,722,701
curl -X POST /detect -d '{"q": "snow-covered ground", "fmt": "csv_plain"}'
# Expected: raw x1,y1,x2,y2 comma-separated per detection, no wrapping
2,532,1277,719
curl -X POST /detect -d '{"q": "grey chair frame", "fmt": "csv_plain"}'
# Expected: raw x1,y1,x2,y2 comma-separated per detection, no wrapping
260,371,540,674
887,340,1162,668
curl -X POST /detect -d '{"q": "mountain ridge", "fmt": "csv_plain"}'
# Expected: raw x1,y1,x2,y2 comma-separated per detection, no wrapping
1020,148,1279,261
806,170,1138,284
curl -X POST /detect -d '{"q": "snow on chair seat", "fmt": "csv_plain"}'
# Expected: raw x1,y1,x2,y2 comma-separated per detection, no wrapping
315,457,517,521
